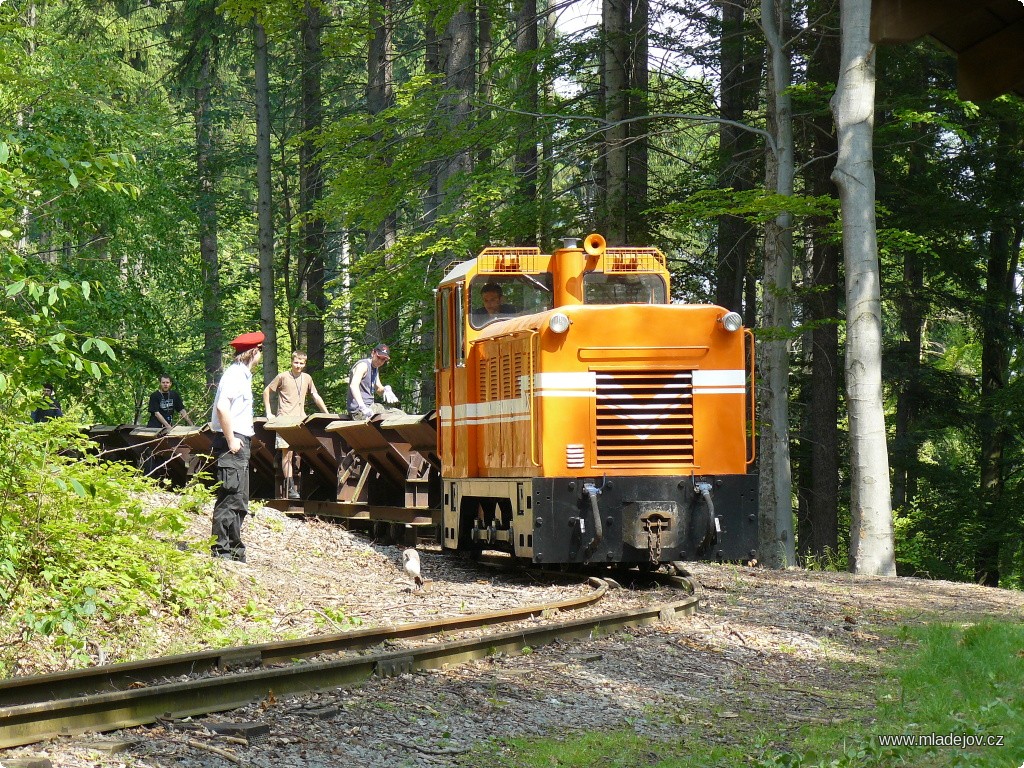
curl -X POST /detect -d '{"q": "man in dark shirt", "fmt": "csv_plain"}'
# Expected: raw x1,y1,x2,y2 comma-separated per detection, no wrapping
147,376,194,429
31,383,63,423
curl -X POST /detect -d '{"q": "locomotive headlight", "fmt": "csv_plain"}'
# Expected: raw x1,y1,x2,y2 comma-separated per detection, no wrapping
720,311,743,332
549,313,571,334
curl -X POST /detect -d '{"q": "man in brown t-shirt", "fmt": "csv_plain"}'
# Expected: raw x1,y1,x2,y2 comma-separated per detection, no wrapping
263,351,328,499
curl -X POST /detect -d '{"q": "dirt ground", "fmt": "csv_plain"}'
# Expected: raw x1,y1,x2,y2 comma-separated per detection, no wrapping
3,501,1024,768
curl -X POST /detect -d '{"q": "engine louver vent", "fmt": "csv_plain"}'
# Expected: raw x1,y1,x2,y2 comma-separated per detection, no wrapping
595,370,694,465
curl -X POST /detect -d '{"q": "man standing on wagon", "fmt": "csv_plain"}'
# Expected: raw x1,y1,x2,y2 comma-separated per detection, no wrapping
147,375,195,429
210,331,264,562
263,350,328,500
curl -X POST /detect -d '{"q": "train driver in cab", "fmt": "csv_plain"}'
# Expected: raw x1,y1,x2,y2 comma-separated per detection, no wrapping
471,281,517,327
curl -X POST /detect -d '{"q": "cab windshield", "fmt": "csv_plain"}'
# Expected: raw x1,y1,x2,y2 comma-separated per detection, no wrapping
583,272,667,304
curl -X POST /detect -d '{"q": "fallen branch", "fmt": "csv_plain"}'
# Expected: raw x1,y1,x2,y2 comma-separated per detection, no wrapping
187,738,243,764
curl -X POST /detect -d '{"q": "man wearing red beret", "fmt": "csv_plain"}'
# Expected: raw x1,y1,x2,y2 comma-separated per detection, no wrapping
210,330,264,562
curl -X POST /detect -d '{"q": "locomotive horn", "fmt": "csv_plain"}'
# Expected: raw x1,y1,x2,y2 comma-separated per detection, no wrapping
583,233,606,256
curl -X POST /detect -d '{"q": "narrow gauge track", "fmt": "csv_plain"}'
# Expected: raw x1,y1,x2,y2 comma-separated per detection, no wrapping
0,578,698,749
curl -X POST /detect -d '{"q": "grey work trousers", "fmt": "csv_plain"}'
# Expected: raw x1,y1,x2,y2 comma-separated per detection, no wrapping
211,433,251,562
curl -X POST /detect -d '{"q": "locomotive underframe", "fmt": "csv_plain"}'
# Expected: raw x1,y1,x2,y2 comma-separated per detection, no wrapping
443,474,758,566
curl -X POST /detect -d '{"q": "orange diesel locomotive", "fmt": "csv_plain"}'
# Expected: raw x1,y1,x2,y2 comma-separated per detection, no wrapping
434,234,758,567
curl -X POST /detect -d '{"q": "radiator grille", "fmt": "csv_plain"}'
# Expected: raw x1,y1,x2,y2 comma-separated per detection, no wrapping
595,370,694,465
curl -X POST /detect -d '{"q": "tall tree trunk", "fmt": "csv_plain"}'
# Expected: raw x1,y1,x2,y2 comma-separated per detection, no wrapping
975,115,1021,586
476,4,493,243
626,0,648,243
423,7,442,228
890,65,928,515
539,0,558,247
757,0,796,567
716,1,762,316
368,0,397,255
195,43,221,389
717,0,748,312
367,0,399,349
830,0,895,576
975,227,1017,586
601,0,628,243
16,0,37,256
890,194,924,512
299,0,326,373
514,0,539,246
439,5,475,202
255,20,277,386
802,0,840,560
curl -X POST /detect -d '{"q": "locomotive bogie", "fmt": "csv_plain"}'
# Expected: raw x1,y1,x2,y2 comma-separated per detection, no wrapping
442,478,535,557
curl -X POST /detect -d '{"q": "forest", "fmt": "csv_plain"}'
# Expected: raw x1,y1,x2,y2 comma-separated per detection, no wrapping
2,0,1023,588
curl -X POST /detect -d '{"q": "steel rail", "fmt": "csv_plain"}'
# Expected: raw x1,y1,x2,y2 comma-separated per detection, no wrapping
0,578,607,710
0,590,697,748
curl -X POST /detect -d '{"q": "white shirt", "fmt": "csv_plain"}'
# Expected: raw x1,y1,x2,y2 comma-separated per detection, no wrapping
211,362,255,436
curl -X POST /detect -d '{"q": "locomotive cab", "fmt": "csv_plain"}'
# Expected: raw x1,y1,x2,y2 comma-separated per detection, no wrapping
434,235,758,568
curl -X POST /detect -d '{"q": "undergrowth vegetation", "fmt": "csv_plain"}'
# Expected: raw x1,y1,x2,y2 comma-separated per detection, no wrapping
469,622,1024,768
0,411,228,676
751,621,1024,768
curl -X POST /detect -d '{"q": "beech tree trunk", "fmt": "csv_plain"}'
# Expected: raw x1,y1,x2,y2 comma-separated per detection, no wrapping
830,0,895,576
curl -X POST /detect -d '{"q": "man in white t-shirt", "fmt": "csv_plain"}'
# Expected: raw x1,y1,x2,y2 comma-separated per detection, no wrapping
210,330,264,562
